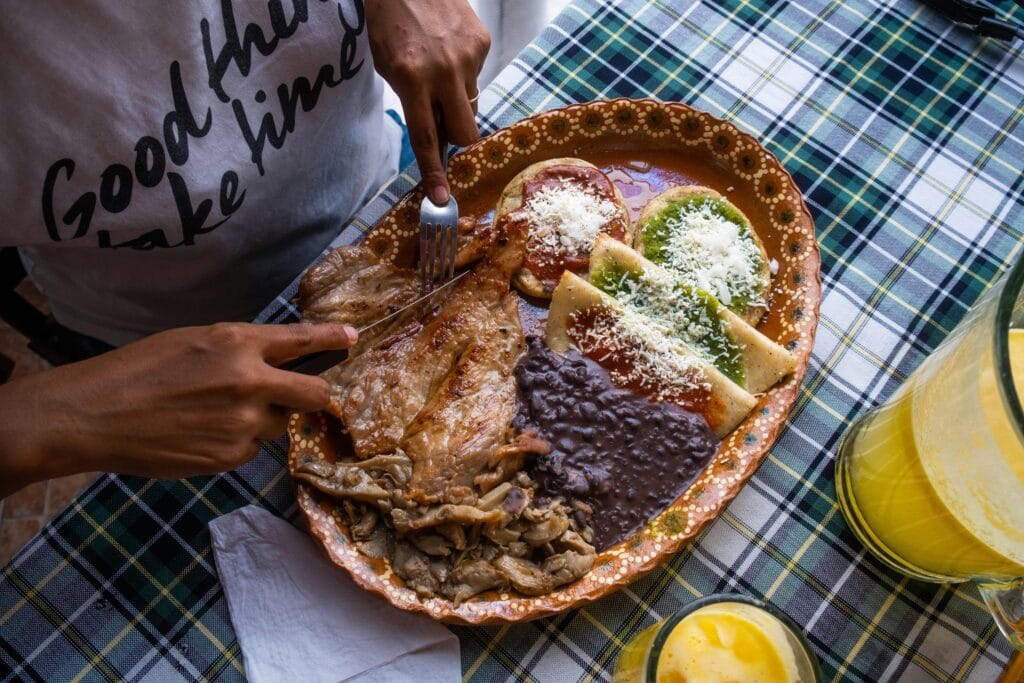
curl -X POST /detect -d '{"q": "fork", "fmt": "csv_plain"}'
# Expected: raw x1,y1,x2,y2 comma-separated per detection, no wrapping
419,120,459,291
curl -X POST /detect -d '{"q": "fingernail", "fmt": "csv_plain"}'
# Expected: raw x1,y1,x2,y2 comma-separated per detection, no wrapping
430,185,449,205
343,326,358,345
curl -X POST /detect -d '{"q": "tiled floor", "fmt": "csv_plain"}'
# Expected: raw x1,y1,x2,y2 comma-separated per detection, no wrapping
0,280,102,564
0,473,98,564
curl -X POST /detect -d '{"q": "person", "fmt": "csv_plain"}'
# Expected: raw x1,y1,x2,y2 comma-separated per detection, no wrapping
0,0,491,498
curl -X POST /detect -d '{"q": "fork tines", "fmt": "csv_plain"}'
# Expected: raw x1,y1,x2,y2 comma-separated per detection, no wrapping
419,196,459,291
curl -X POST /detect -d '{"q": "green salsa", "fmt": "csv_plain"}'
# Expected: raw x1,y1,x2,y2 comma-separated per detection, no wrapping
590,260,746,386
637,196,764,314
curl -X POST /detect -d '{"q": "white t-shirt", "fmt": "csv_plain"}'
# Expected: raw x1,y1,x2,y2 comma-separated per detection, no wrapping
1,1,399,345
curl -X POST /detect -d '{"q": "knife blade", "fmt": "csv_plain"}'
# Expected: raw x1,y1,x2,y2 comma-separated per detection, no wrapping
282,270,470,375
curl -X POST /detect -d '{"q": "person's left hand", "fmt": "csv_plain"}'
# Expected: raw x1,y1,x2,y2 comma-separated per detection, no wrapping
367,0,490,206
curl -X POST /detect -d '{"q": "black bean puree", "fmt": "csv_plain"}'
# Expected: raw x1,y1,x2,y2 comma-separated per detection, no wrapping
513,337,720,550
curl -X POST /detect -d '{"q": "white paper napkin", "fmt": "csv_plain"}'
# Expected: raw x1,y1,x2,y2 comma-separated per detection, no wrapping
209,505,460,683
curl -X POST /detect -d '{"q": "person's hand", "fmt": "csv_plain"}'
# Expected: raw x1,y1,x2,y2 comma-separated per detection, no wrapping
367,0,490,205
0,322,357,497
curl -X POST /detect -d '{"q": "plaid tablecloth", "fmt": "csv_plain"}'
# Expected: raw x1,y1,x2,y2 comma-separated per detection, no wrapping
3,0,1023,680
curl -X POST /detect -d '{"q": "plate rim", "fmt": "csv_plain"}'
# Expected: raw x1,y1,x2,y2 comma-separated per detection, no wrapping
289,96,822,624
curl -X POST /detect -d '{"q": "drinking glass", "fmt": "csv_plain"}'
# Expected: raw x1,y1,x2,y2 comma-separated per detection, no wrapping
836,253,1024,650
612,594,821,682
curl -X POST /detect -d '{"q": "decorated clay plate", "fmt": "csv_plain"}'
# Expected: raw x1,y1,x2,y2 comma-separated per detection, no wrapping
287,98,821,624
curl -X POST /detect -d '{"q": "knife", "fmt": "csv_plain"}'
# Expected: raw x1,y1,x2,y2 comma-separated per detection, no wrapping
282,270,470,375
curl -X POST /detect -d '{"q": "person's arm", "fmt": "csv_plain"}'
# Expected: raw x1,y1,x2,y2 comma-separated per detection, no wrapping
367,0,491,205
0,322,356,499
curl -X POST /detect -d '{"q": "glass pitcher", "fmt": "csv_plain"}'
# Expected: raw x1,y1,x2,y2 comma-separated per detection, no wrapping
836,252,1024,650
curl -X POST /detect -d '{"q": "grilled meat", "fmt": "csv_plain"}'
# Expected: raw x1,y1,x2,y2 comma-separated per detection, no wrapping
294,214,596,602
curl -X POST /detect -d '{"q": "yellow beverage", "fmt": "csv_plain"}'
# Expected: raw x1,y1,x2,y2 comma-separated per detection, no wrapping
837,327,1024,580
613,598,819,682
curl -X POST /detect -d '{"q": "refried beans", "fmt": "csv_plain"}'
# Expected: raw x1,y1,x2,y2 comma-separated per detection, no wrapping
513,336,719,549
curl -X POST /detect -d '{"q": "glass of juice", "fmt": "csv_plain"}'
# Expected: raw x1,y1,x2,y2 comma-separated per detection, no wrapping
836,252,1024,650
612,594,822,682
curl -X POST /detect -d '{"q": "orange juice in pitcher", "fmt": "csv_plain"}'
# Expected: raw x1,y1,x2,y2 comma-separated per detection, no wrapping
836,256,1024,650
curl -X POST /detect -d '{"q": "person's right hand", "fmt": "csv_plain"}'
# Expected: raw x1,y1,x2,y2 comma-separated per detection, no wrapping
0,322,357,497
367,0,490,206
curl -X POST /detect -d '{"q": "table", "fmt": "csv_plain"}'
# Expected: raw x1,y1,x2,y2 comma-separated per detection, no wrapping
3,0,1023,680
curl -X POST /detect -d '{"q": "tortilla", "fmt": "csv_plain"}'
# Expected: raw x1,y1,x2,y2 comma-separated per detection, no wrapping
589,234,797,393
497,158,631,298
546,271,757,437
635,186,770,326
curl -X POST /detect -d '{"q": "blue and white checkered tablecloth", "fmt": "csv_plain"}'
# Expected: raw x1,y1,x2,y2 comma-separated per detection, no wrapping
3,1,1023,680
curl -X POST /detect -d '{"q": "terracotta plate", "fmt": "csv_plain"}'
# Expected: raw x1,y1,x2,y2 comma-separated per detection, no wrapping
287,98,821,624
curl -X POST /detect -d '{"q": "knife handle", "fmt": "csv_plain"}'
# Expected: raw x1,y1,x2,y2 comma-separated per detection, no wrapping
281,348,350,375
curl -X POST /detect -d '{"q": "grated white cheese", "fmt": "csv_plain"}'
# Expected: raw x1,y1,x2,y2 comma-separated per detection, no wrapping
570,303,710,402
521,181,619,258
605,263,740,372
658,201,763,307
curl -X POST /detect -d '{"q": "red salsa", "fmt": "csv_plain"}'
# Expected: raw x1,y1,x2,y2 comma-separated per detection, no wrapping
566,307,726,431
520,165,628,288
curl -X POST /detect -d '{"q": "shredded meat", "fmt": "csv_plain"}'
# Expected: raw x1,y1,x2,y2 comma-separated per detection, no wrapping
450,560,504,604
350,507,379,539
493,555,556,596
522,510,570,547
295,215,597,602
393,542,440,598
410,533,453,557
475,431,550,493
293,460,391,503
392,505,505,533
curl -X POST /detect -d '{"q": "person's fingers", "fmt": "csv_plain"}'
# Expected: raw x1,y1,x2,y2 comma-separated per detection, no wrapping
217,439,264,471
472,26,492,74
464,45,484,116
252,407,292,441
261,370,333,413
440,77,480,148
403,90,449,205
258,323,358,364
